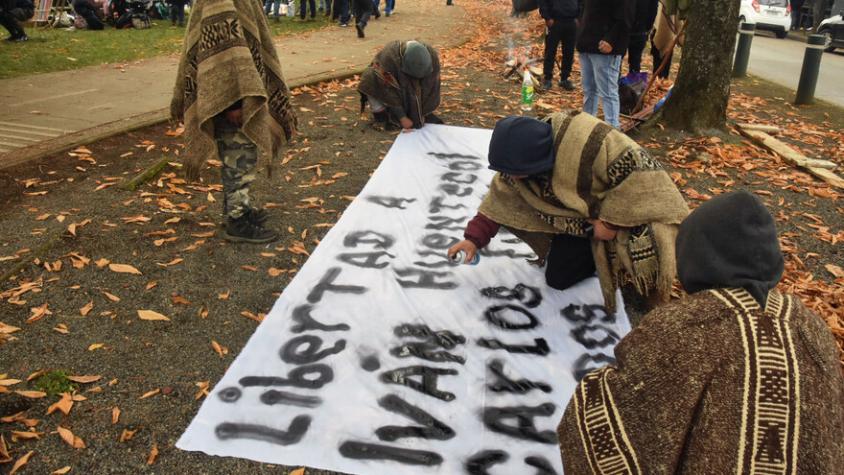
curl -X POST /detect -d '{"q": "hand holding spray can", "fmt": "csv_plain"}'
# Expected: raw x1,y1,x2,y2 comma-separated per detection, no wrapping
449,250,480,266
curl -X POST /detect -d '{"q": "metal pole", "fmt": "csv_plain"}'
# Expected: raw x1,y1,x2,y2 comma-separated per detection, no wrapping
732,22,756,78
795,34,826,105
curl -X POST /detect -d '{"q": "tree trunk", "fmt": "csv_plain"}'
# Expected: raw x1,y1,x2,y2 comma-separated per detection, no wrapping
660,0,741,132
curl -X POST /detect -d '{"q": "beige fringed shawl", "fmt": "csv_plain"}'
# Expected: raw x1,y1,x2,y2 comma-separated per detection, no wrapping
478,111,689,313
170,0,297,180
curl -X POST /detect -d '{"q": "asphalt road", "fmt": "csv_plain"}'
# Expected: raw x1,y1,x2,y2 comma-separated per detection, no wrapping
747,31,844,107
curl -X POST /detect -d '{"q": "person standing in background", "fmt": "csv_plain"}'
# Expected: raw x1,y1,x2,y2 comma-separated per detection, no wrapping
351,0,372,37
625,0,657,80
649,1,681,80
299,0,315,20
168,0,187,25
263,0,281,20
790,0,804,29
538,0,579,91
576,0,635,128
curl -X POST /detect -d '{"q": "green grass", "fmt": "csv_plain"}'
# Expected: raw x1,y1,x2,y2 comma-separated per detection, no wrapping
33,370,77,397
0,15,330,79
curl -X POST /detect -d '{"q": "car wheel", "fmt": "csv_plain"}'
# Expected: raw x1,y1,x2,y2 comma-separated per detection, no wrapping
819,28,835,52
775,29,788,38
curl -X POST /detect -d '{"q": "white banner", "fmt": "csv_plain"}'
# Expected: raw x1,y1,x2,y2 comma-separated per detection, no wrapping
177,124,631,475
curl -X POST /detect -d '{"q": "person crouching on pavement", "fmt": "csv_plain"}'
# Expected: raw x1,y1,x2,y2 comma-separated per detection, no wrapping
557,190,844,473
448,111,689,314
171,0,297,244
358,40,442,132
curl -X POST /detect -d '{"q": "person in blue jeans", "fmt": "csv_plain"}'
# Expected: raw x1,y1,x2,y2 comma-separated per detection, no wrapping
576,0,634,129
383,0,393,15
264,0,280,19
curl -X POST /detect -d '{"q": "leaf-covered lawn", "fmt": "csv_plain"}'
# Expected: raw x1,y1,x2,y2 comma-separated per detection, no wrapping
0,16,330,79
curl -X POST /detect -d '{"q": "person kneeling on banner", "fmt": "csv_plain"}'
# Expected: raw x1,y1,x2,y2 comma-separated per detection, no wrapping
171,0,297,244
358,40,442,133
557,190,844,474
447,111,688,314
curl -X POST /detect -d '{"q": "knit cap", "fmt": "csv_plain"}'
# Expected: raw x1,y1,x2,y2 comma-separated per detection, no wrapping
401,41,433,78
487,116,555,175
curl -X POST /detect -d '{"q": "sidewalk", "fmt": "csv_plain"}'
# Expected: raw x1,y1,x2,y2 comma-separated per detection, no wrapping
0,0,467,169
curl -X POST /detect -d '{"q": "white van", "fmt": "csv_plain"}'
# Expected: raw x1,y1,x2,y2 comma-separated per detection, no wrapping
739,0,792,38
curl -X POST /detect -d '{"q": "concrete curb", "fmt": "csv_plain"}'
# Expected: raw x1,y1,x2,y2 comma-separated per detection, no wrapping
0,67,367,172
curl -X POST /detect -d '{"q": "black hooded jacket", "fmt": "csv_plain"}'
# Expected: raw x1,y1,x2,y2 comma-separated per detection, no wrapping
538,0,580,20
675,190,784,305
576,0,635,55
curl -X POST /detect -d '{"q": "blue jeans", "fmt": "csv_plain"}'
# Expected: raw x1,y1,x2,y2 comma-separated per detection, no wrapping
384,0,394,13
579,52,622,129
264,0,280,16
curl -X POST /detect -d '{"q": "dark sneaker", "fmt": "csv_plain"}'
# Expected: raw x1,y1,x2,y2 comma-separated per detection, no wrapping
385,10,391,16
13,34,28,42
244,207,269,226
558,79,575,91
355,23,364,38
374,10,380,18
542,79,553,90
224,215,278,244
339,22,349,27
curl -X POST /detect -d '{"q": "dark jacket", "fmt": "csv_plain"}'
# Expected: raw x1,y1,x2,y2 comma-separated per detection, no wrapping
2,0,33,12
538,0,579,20
576,0,634,55
632,0,658,34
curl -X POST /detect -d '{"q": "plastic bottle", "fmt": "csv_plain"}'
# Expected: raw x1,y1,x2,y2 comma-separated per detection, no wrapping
449,250,480,266
520,68,534,112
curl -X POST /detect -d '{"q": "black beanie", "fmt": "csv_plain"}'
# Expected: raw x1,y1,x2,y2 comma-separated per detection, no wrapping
488,116,555,175
676,190,784,305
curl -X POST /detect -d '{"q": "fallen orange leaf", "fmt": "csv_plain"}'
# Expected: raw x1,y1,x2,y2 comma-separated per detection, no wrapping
67,375,101,384
137,310,170,322
147,443,159,465
139,388,160,399
15,390,47,399
108,263,142,275
79,301,94,317
47,393,73,416
56,426,86,449
9,450,34,474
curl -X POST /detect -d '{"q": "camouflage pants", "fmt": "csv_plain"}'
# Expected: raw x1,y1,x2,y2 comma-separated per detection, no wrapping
215,127,258,220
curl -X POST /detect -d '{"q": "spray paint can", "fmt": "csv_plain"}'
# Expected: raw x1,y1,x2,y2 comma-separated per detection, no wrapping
449,250,480,266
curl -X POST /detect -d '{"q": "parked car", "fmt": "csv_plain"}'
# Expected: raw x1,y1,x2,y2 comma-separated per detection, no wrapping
740,0,791,38
818,14,844,52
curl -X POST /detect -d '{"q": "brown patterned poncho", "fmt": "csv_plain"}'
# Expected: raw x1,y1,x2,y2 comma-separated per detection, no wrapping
357,40,441,128
170,0,297,180
558,288,844,474
478,111,689,313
